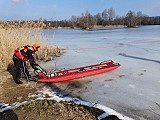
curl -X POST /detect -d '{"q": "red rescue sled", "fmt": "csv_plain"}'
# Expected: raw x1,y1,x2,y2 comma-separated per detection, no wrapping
36,60,120,83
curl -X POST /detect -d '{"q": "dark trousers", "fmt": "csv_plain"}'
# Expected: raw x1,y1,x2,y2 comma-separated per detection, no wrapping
13,55,31,82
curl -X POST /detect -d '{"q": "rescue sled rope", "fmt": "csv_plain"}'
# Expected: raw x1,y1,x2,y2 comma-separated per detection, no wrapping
63,39,160,51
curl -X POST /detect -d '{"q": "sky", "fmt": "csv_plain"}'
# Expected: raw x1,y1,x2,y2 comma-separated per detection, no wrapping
0,0,160,21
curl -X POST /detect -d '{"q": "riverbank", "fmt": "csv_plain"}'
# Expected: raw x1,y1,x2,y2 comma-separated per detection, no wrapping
0,69,121,120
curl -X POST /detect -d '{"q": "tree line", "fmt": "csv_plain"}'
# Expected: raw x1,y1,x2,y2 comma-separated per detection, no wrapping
0,8,160,29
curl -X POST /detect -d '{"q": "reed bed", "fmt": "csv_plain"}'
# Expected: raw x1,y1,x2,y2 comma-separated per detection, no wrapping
0,29,62,70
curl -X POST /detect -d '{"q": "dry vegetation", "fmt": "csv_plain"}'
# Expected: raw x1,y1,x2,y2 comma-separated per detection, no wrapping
0,29,62,70
12,100,102,120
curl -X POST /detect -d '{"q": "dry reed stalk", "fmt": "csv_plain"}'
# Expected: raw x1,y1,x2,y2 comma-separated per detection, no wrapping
37,46,63,61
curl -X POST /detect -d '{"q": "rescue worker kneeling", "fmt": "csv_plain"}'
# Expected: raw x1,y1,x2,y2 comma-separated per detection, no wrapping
13,44,40,84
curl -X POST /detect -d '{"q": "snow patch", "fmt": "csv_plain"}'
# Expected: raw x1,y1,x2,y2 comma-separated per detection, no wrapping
128,84,135,88
0,86,133,120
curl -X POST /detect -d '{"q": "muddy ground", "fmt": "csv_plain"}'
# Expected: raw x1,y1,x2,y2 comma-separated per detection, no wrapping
0,69,120,120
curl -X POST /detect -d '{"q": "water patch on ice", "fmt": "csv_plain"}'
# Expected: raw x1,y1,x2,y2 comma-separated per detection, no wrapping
128,84,135,89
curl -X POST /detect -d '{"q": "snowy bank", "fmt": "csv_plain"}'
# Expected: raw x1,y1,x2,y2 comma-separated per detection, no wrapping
0,86,133,120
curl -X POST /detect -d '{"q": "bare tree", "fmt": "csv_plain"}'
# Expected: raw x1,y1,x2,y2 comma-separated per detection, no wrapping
78,10,96,29
94,13,102,25
102,9,108,20
69,16,78,28
101,9,108,26
114,16,125,25
108,8,115,24
136,11,143,25
125,10,138,27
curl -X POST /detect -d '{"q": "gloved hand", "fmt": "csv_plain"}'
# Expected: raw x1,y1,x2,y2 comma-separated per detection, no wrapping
34,63,39,66
33,66,38,71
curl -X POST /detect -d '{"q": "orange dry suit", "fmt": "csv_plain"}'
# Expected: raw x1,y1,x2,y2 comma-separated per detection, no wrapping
14,45,37,68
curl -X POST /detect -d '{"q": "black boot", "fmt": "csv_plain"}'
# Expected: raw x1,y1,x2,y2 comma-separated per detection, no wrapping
15,80,23,84
28,77,36,81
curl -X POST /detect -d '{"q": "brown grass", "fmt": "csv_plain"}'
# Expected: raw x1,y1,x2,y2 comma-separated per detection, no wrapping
0,29,62,70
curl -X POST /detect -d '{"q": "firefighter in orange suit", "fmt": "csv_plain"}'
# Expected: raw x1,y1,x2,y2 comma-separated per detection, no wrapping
13,44,40,84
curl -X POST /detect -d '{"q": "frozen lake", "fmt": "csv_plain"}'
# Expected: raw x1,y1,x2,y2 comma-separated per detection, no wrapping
41,25,160,120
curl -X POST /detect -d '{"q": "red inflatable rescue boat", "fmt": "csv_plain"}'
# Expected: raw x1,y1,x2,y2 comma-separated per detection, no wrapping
36,60,120,83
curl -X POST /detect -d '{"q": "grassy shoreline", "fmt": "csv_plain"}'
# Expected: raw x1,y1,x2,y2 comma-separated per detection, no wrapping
0,70,120,120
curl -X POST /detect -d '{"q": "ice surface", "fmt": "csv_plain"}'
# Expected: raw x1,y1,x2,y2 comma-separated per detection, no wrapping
41,25,160,119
